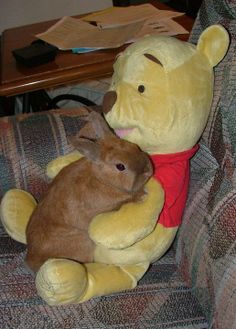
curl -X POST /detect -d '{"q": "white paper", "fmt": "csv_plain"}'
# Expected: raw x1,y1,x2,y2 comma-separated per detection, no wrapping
135,17,188,38
36,16,143,50
35,4,188,52
83,4,184,27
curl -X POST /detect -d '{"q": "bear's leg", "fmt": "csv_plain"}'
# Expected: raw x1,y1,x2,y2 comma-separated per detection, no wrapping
35,258,149,305
80,262,149,302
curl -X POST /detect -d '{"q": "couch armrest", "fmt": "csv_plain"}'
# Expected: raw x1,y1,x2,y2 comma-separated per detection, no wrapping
176,0,236,327
0,107,92,201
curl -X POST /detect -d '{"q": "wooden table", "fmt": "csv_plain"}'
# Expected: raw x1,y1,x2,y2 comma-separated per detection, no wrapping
0,1,194,112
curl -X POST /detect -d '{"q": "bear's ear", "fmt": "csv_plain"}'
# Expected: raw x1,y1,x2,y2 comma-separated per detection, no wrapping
197,24,230,67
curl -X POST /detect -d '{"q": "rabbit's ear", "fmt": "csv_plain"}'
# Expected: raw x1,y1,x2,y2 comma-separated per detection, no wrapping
69,135,100,161
89,111,114,139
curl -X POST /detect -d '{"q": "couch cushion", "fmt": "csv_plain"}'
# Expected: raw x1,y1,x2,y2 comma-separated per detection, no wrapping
0,230,208,329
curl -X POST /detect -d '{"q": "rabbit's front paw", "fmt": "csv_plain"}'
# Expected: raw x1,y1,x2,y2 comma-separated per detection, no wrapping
132,189,148,203
35,258,88,305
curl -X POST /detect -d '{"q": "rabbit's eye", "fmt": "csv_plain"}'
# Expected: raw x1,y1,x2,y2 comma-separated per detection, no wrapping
116,163,126,171
138,85,145,93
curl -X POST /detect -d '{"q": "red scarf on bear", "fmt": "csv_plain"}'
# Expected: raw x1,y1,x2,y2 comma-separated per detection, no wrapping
151,144,199,227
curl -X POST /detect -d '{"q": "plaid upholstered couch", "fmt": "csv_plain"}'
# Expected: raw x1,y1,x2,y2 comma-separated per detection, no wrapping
0,1,235,328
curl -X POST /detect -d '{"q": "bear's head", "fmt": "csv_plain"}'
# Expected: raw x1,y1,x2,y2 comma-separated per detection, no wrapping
103,25,229,154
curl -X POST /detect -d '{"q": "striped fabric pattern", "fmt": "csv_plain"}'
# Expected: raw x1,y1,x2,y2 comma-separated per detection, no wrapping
176,1,236,328
0,109,86,200
0,109,208,328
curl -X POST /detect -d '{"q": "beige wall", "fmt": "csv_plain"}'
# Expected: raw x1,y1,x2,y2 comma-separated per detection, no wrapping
0,0,112,33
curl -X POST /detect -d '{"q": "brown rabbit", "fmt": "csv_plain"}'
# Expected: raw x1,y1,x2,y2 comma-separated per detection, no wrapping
26,111,153,272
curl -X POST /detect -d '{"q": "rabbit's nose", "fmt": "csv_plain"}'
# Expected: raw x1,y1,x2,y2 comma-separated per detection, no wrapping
144,159,153,177
103,91,117,114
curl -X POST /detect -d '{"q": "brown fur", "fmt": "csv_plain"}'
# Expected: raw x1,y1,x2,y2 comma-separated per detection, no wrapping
26,111,153,272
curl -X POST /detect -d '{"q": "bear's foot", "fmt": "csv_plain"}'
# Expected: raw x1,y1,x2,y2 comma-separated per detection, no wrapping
36,258,88,305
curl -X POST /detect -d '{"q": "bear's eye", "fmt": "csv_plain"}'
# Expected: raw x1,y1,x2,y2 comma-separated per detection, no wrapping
138,85,145,93
116,163,126,171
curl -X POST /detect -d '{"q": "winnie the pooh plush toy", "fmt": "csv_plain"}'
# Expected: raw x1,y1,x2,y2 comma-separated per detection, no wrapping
0,25,229,305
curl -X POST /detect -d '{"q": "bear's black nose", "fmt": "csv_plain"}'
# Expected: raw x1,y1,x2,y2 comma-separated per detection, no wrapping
103,91,117,114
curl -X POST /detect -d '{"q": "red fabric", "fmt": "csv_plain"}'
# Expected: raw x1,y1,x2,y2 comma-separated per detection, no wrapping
151,145,199,228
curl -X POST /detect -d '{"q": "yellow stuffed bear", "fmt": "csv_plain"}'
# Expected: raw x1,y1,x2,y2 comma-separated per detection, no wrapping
0,25,229,305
